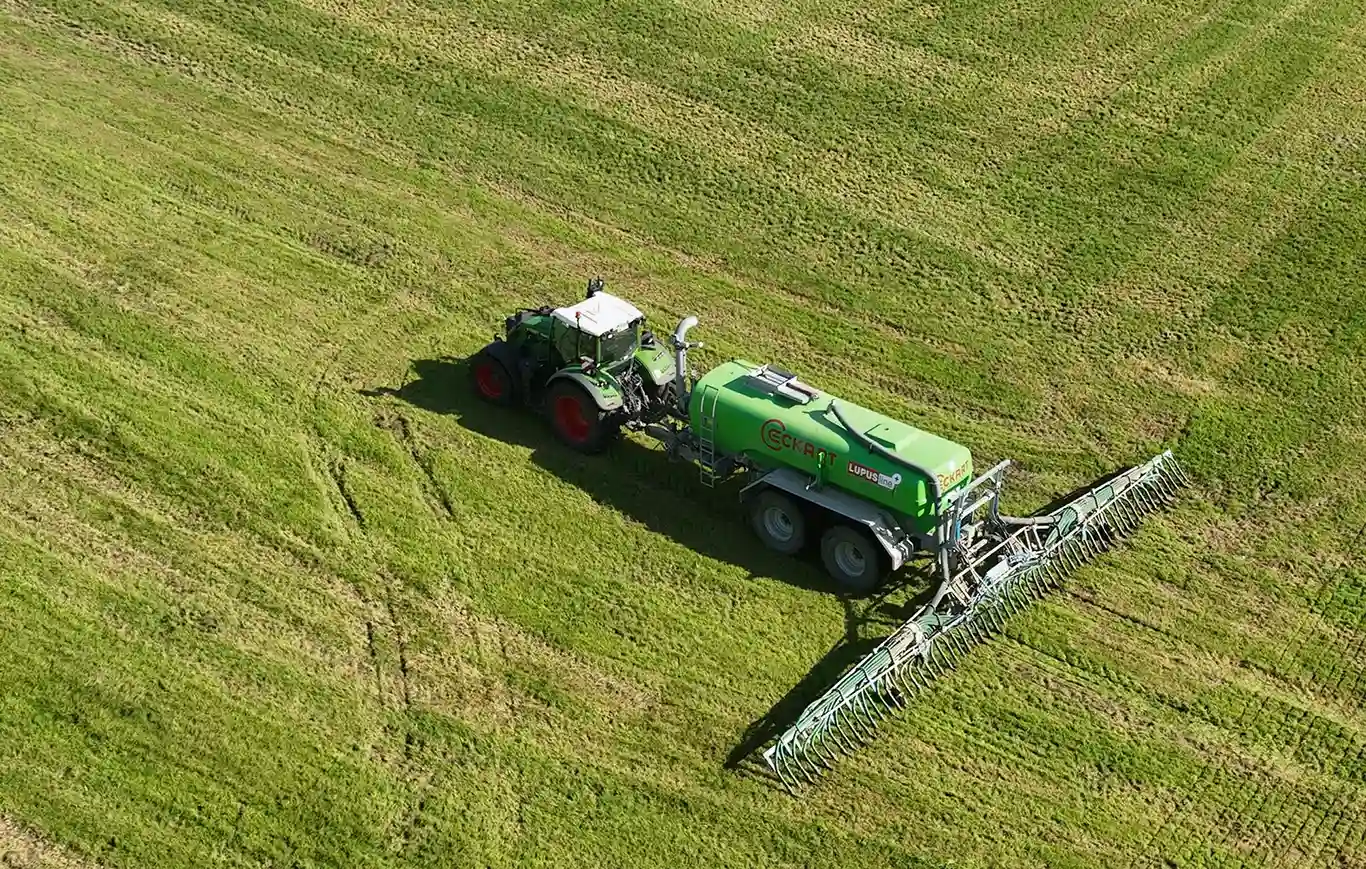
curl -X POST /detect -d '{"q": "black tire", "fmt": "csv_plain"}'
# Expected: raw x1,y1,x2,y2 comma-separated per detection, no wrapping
820,524,888,594
546,378,616,454
748,489,807,555
647,379,679,421
470,349,515,407
654,379,677,409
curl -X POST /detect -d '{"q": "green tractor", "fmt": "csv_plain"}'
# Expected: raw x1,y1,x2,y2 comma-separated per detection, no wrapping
467,277,1191,789
469,277,683,453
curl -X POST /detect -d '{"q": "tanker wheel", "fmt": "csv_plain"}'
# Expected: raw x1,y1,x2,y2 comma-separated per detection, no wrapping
748,489,807,555
470,350,514,407
546,379,615,454
820,524,887,594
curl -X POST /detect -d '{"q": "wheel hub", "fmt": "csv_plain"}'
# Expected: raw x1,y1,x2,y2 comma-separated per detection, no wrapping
554,395,591,441
475,363,503,398
833,541,866,576
763,506,794,542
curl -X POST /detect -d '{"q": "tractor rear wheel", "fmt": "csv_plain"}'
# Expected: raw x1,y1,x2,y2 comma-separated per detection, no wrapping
820,524,887,593
546,379,615,454
470,350,515,406
748,489,807,555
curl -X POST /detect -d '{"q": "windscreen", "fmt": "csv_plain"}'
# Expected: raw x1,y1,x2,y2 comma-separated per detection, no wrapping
597,323,639,364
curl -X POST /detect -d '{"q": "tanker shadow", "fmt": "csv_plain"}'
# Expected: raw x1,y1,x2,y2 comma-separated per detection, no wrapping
361,356,861,597
722,562,941,779
366,356,950,782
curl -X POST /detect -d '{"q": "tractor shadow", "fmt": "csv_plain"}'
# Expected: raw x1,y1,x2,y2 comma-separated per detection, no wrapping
362,356,870,598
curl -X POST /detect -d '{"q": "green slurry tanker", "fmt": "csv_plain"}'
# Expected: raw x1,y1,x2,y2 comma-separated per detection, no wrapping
470,278,1191,790
687,359,977,588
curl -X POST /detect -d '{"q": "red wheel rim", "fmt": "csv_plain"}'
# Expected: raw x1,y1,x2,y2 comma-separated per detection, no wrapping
554,395,591,442
474,363,503,398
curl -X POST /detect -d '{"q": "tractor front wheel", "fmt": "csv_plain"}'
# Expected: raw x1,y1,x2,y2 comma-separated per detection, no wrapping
470,350,515,407
820,524,887,594
748,489,807,555
546,379,616,454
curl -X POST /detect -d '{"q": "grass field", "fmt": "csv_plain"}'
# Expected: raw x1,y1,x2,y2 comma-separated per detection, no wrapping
1,0,1365,866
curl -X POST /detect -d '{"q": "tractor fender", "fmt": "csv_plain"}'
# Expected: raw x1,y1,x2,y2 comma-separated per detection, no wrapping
633,343,677,387
546,370,624,412
740,467,921,571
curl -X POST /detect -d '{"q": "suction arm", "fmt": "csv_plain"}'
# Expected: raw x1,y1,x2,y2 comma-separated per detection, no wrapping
671,315,702,415
672,315,700,349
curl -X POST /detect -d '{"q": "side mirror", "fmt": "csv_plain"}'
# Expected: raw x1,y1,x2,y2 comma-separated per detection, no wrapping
586,276,604,298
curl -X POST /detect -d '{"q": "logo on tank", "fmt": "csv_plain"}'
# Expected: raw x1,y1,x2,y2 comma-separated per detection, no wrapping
847,461,902,491
759,418,837,463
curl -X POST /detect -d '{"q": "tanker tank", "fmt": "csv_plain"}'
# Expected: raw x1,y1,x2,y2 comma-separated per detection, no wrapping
687,359,973,534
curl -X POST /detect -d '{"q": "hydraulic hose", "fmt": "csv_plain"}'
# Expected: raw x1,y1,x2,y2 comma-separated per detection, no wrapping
828,400,943,506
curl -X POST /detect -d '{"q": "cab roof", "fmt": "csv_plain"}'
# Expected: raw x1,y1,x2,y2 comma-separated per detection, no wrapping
551,291,644,338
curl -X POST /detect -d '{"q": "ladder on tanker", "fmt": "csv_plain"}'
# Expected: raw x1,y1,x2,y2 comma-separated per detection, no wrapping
696,384,721,487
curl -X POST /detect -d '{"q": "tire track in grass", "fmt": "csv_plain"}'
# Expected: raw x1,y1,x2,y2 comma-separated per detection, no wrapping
338,513,439,856
326,456,367,529
303,413,438,856
372,409,456,522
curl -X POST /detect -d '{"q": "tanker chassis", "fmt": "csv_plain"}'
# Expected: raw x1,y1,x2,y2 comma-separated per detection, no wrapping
469,278,1190,787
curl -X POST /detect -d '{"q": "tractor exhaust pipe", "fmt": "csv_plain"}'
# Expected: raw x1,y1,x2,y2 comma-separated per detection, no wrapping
672,315,700,415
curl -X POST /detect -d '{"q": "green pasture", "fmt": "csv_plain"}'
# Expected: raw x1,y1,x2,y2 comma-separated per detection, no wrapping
1,0,1364,866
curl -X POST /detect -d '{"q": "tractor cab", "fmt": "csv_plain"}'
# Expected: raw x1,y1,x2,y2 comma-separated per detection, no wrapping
473,277,682,451
549,289,645,373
